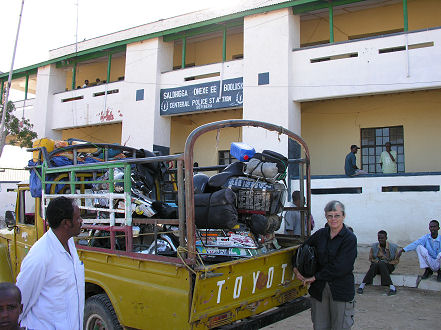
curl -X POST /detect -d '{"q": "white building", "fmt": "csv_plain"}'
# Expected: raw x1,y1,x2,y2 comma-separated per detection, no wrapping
2,0,441,244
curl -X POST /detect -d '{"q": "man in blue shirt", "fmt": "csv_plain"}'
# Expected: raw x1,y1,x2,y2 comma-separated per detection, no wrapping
398,220,441,281
344,145,366,176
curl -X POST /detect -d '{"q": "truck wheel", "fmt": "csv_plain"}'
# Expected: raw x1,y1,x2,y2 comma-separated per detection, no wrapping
84,293,122,330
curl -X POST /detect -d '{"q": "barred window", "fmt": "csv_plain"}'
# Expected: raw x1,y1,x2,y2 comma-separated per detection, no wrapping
361,126,405,173
218,150,238,166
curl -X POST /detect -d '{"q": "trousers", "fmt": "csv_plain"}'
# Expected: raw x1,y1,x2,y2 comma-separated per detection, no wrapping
362,261,395,286
416,245,441,271
310,282,354,330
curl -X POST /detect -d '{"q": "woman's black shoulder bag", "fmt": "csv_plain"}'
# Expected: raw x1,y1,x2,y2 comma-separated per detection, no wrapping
293,244,318,278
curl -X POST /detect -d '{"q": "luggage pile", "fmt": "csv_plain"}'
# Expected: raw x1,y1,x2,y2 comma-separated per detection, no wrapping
29,137,289,262
194,142,288,262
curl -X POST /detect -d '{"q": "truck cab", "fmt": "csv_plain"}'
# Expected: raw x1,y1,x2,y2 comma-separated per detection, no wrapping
1,183,46,281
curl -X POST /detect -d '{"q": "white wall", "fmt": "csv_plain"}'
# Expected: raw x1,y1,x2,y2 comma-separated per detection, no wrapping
291,174,441,246
122,37,173,150
51,81,124,129
160,60,244,87
291,28,441,101
34,64,66,139
243,8,301,155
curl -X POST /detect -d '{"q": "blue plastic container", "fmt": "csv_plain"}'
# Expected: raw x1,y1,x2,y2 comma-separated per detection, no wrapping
230,142,256,161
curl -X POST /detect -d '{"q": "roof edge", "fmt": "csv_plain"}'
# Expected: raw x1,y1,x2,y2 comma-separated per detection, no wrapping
0,0,315,80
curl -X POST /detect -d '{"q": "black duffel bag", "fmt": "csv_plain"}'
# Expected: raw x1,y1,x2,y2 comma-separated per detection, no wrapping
195,188,238,229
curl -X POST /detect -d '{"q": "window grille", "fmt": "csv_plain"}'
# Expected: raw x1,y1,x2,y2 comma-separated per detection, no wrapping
360,126,404,173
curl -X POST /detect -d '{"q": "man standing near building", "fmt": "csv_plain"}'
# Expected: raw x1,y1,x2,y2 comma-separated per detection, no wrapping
397,220,441,281
357,230,400,295
380,142,397,173
16,197,84,329
344,145,366,176
284,191,314,235
284,191,302,235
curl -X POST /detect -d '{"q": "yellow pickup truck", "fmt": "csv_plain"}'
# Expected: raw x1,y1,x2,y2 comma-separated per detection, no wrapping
0,120,312,329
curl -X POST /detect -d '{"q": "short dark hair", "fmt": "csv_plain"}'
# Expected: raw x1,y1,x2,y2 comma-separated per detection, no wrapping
378,230,387,237
292,190,301,202
429,219,440,227
0,282,21,303
46,197,75,229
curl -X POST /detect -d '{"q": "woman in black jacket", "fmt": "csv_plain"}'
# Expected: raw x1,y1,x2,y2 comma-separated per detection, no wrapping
294,200,357,330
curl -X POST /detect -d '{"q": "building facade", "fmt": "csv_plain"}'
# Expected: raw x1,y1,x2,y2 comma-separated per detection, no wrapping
2,0,441,244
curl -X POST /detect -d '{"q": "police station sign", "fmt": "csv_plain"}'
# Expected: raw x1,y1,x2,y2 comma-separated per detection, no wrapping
160,77,243,115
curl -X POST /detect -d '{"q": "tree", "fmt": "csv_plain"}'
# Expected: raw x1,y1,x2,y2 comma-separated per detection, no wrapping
0,100,37,158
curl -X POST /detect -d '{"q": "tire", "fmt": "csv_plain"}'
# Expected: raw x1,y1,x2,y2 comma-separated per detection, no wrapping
84,293,122,330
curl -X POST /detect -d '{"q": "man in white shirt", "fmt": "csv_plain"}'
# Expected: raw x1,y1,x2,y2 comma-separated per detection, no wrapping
380,142,397,174
16,197,84,330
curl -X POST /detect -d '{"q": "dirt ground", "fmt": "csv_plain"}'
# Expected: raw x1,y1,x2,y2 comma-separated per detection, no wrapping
263,286,441,329
263,246,440,329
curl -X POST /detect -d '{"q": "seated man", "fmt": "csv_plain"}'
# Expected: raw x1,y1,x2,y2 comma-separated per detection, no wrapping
357,230,400,295
398,220,441,281
0,282,26,330
344,145,367,176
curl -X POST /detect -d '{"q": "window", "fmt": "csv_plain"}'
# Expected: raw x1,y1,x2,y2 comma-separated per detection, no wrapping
361,126,404,174
218,150,238,166
18,189,35,225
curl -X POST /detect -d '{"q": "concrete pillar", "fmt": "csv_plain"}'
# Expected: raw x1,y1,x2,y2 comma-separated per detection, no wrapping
243,8,301,154
122,38,173,152
33,64,66,139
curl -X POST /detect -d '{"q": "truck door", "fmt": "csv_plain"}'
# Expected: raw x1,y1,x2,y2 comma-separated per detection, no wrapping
14,187,38,275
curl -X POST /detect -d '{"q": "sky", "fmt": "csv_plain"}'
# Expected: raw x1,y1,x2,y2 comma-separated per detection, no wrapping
0,0,238,73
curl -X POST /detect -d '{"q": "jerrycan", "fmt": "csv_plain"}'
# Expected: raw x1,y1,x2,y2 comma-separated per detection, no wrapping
230,142,255,162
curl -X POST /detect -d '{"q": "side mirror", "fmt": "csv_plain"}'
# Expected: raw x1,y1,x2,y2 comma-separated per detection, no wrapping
5,211,16,228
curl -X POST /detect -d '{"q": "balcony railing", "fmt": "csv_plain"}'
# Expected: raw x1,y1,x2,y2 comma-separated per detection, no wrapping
291,27,441,101
160,59,244,88
51,81,124,129
12,98,36,125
